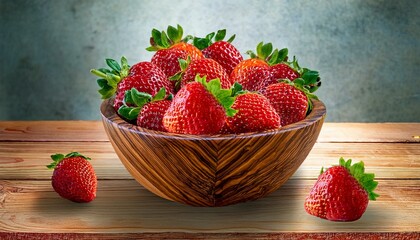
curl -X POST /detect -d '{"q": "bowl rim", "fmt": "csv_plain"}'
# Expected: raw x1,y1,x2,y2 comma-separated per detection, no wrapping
100,98,326,141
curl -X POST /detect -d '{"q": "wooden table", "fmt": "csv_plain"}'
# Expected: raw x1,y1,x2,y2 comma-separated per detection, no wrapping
0,121,419,239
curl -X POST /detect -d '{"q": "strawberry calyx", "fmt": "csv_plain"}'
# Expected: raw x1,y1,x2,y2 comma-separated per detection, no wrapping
146,24,190,51
192,29,236,50
168,56,192,91
90,56,130,99
169,57,191,81
286,56,321,93
246,42,288,66
195,75,238,117
231,82,247,97
47,152,91,170
118,87,172,121
322,158,380,201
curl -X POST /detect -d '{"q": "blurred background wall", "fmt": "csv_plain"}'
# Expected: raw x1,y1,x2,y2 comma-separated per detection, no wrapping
0,0,419,122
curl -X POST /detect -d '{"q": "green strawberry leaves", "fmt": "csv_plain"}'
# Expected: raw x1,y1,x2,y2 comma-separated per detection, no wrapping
285,56,321,93
169,57,191,92
193,29,236,50
301,69,321,93
231,82,247,97
246,42,288,65
169,57,191,82
90,56,130,99
146,24,187,51
167,25,183,43
47,152,91,169
118,87,171,121
338,158,379,201
195,75,238,117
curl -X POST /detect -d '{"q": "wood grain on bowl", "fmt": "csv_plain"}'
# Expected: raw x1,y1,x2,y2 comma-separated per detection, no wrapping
100,99,326,206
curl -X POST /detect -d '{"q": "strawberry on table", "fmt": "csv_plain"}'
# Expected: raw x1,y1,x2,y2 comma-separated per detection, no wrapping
163,76,237,135
118,87,172,132
47,152,97,203
193,29,243,75
304,158,379,222
90,57,173,113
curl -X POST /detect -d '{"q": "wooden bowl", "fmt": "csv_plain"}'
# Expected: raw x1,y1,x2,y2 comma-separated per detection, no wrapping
100,98,326,207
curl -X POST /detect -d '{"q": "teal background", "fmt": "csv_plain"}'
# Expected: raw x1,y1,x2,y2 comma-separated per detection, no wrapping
1,0,419,121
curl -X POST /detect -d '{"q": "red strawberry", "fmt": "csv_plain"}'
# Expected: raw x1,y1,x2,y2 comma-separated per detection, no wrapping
91,58,173,113
271,62,300,81
230,42,281,91
233,42,321,93
263,79,318,126
138,101,171,131
47,152,97,203
118,87,172,132
193,29,243,74
230,58,272,91
147,24,203,77
226,88,281,133
304,158,379,221
258,56,321,93
171,58,232,90
258,63,299,91
170,41,203,61
163,76,237,135
151,48,190,79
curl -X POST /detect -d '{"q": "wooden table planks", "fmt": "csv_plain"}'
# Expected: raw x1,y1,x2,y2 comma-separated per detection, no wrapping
0,121,419,239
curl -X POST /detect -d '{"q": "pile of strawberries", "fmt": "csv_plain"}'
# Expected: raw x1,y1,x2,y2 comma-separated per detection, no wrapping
91,25,321,135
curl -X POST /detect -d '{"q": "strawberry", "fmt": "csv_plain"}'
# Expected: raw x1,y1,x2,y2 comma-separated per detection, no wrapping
230,42,281,91
171,57,232,90
91,57,173,112
181,58,232,89
258,63,299,92
118,87,172,132
304,158,379,221
270,62,300,81
193,29,243,74
163,76,237,135
233,42,321,93
47,152,97,203
147,24,203,78
226,84,281,133
258,56,321,93
151,48,190,79
263,79,318,126
230,58,271,91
